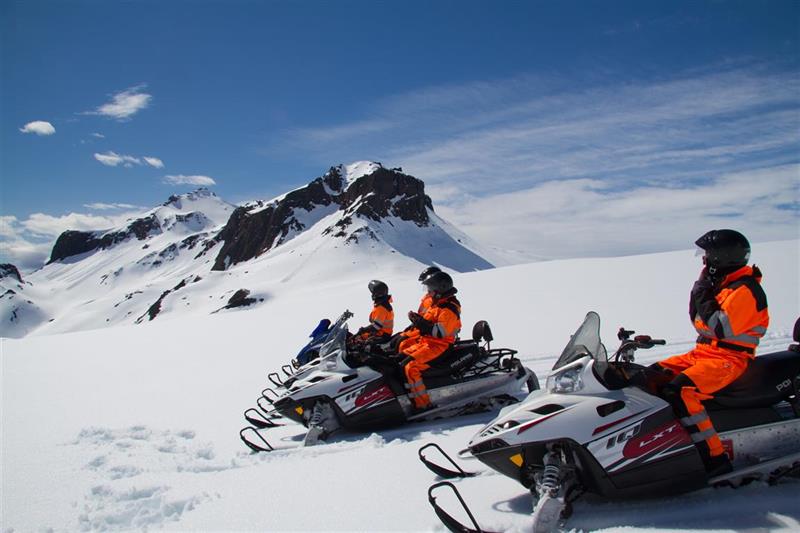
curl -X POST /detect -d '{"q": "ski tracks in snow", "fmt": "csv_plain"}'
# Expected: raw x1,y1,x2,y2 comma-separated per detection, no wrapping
69,425,234,531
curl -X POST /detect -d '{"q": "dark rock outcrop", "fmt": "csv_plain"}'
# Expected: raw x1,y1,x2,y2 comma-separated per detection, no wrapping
211,164,433,270
49,214,162,264
210,168,346,270
0,264,23,283
225,289,259,308
135,277,195,323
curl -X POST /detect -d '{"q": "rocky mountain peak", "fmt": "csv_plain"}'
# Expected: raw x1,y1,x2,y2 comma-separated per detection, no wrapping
211,162,433,270
163,188,217,209
0,263,23,283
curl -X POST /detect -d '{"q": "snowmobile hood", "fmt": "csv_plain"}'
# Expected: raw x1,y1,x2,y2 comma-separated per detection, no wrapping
468,359,667,452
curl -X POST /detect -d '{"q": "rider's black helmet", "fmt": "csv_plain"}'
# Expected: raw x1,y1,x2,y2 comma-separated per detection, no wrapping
418,265,441,282
695,229,750,273
368,280,389,301
422,271,453,296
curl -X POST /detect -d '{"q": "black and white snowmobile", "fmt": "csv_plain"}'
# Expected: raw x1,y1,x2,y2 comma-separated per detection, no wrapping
240,310,539,452
423,312,800,533
242,311,354,429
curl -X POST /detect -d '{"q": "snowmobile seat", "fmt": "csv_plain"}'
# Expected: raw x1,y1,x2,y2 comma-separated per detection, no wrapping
790,317,800,353
707,349,800,409
422,341,482,379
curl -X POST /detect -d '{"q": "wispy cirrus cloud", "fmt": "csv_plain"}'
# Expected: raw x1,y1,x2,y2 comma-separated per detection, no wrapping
94,151,165,168
88,85,152,120
437,164,800,261
83,202,140,211
19,121,56,136
143,157,164,169
163,174,216,186
94,151,141,167
274,62,800,258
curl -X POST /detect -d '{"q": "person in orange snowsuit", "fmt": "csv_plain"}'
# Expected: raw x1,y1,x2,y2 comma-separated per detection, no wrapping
354,280,394,343
399,270,462,411
652,229,769,475
387,266,440,351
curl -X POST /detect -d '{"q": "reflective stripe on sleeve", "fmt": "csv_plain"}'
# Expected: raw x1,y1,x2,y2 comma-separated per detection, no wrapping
690,427,718,443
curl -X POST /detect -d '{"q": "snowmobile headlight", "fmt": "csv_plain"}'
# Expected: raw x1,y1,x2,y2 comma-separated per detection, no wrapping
546,365,584,394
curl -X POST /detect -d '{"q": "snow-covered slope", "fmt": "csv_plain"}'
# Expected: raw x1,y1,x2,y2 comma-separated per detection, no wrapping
2,240,798,531
1,163,500,339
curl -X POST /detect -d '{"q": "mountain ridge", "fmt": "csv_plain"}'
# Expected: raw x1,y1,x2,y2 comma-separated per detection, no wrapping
1,162,498,338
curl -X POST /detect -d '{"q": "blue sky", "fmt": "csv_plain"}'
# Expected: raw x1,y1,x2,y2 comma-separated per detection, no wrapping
2,0,798,270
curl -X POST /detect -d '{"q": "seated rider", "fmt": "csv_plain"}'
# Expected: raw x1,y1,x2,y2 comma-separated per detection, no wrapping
388,265,441,350
648,229,769,476
398,271,462,412
353,280,394,345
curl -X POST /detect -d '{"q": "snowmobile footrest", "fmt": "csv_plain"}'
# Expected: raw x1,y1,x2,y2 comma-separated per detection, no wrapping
419,443,477,479
428,481,497,533
239,427,274,453
709,451,800,486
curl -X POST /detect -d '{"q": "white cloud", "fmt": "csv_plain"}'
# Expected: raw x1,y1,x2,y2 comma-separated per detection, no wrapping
0,238,52,272
19,121,56,136
273,63,799,257
83,202,139,211
93,151,165,169
0,209,141,272
163,174,216,186
143,156,164,169
91,132,105,138
22,212,121,238
94,151,141,167
0,216,20,239
91,85,152,120
437,164,800,259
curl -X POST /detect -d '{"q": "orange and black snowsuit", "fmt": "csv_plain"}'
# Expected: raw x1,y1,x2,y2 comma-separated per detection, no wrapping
397,293,435,343
358,298,394,341
399,293,462,409
657,265,769,459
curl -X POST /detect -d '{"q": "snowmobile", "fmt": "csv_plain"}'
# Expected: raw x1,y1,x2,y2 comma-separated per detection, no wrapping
422,311,800,533
241,311,351,430
240,310,540,452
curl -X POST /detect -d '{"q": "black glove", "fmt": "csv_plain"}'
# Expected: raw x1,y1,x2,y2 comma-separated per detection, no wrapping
408,311,433,335
690,276,718,323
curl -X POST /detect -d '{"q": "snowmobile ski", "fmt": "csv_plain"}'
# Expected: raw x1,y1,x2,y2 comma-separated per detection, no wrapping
268,372,284,387
239,426,274,453
419,443,477,479
428,481,499,533
256,396,282,418
244,407,282,429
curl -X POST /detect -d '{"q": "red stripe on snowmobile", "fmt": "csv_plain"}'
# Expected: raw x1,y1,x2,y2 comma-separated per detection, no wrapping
591,411,646,436
355,384,395,408
516,409,567,435
622,420,692,459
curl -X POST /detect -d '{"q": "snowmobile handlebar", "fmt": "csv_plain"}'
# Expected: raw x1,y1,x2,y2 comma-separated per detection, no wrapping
612,333,666,362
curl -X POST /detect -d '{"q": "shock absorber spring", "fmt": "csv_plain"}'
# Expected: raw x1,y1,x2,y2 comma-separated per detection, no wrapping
308,403,324,427
540,450,562,497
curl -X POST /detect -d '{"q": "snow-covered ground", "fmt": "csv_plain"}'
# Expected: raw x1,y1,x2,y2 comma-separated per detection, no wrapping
2,240,798,532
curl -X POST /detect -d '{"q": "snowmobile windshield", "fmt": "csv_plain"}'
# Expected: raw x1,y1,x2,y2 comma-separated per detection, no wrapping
552,311,607,371
317,320,349,371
